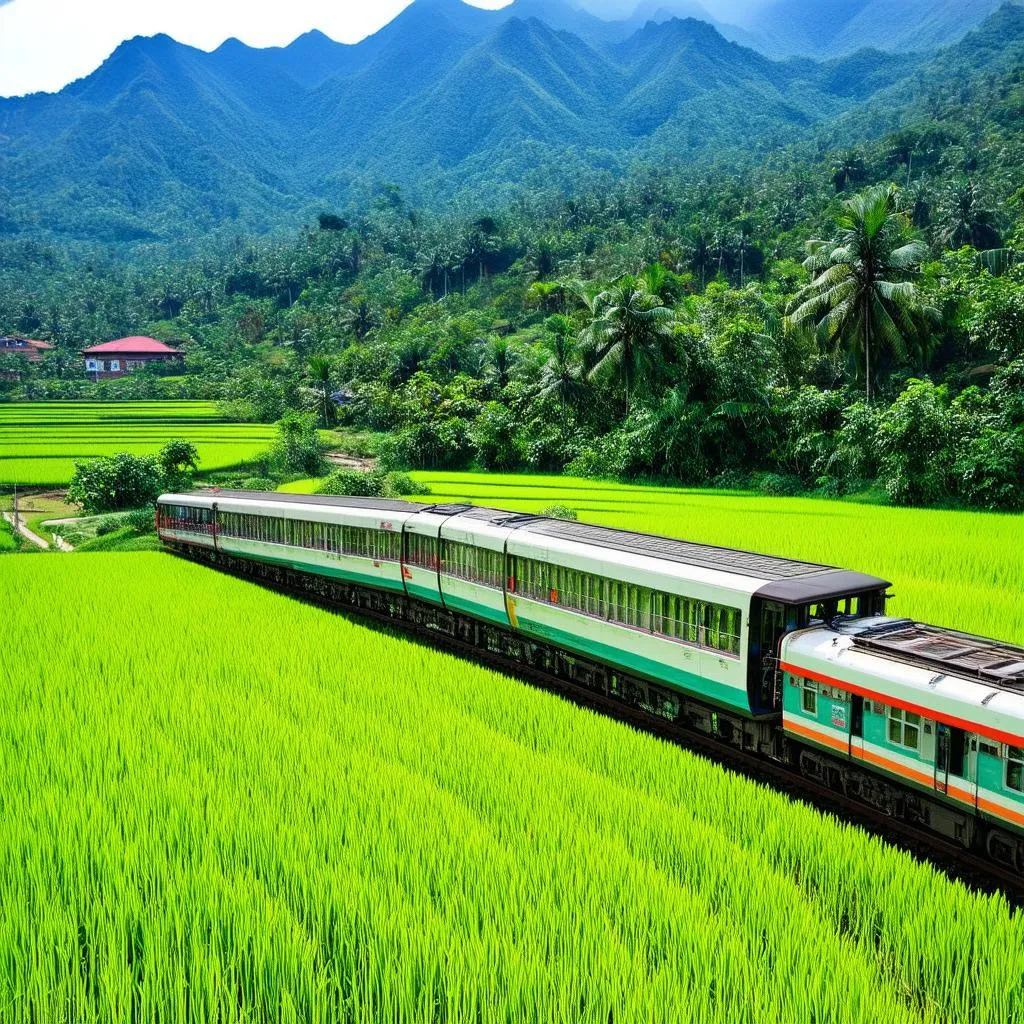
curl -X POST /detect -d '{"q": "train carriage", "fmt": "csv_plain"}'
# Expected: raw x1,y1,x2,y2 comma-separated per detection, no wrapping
782,619,1024,857
506,518,888,717
437,507,518,626
158,491,425,593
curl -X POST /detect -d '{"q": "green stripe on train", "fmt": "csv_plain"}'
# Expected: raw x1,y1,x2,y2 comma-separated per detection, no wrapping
219,545,407,593
516,615,750,713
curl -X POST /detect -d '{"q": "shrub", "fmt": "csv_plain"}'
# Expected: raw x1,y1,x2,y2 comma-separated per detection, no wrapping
263,412,327,478
238,477,278,492
381,472,431,498
317,470,432,500
876,379,952,506
67,452,163,514
541,505,578,520
318,470,386,497
753,472,805,497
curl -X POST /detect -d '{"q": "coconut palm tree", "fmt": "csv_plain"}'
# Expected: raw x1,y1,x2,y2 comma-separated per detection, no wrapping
579,275,675,415
307,356,333,428
936,180,1001,252
786,185,935,402
536,315,582,420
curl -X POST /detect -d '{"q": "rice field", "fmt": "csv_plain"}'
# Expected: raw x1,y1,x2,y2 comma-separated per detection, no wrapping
280,471,1024,645
2,552,1023,1023
0,402,276,486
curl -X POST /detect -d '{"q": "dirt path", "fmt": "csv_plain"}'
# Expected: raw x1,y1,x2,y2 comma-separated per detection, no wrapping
326,452,377,471
3,511,50,550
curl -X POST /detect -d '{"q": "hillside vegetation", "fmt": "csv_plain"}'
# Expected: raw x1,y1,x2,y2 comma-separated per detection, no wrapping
1,1,1021,242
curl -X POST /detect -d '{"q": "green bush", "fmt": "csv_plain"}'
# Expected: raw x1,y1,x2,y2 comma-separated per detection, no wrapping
753,473,805,497
317,469,431,499
381,472,431,498
541,505,578,520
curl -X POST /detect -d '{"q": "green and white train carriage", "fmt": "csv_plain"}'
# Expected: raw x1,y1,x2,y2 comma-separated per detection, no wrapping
502,517,888,718
158,491,422,593
159,490,890,720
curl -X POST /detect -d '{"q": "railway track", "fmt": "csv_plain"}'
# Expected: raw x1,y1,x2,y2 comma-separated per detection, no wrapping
175,544,1024,908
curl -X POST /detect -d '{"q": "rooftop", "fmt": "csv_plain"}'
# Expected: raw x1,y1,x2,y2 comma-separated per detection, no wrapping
0,336,54,350
850,620,1024,689
81,336,183,355
525,518,842,580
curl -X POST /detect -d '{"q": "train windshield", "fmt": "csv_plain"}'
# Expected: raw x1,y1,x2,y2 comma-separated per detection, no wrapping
801,590,886,627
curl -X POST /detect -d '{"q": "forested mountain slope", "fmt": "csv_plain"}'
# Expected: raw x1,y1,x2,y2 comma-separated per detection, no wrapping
745,0,1012,58
0,1,1020,247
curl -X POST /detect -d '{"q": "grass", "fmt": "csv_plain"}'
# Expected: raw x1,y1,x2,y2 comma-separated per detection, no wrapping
0,515,15,553
277,471,1024,645
0,402,276,486
2,551,1023,1022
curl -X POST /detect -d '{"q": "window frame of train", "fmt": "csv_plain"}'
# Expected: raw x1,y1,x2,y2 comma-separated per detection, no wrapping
344,525,400,562
160,503,213,533
441,540,503,588
887,706,921,752
1006,745,1024,793
508,556,741,658
405,532,439,570
799,676,818,715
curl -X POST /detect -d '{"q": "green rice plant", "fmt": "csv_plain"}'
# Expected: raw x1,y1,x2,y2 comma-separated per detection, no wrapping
0,553,1022,1023
0,402,277,486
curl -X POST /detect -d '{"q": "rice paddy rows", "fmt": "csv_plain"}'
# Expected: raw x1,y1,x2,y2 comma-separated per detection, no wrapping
0,402,275,486
2,553,1022,1023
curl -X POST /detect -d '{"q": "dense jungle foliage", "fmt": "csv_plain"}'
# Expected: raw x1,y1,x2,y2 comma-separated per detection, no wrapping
2,54,1023,511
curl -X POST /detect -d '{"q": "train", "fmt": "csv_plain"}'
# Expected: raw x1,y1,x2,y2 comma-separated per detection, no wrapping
157,489,1024,871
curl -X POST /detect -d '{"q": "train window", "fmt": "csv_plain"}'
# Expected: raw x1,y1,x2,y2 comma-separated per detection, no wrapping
801,678,817,715
978,740,999,757
442,542,501,587
888,708,921,751
1006,747,1024,792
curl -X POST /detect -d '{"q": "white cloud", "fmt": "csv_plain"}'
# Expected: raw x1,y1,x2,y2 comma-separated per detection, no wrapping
0,0,509,97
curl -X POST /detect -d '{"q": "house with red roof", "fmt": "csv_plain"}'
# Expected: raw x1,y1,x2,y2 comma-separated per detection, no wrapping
81,337,184,378
0,335,55,362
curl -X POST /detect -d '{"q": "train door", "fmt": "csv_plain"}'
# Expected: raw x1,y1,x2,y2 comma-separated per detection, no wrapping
758,601,787,709
935,724,972,802
849,694,864,760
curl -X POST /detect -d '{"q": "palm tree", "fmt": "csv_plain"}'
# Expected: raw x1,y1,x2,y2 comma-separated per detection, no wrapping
787,185,934,402
536,315,582,419
936,180,1001,252
308,356,333,427
339,300,378,339
579,275,675,415
484,337,514,393
831,149,866,193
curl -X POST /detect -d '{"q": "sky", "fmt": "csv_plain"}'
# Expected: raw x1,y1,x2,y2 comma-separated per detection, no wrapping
0,0,764,98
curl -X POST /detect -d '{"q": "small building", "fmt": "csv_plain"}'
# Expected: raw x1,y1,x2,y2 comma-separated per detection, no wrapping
0,335,54,362
81,336,184,378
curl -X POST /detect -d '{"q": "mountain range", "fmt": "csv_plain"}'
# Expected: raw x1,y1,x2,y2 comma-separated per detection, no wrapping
1,0,1021,246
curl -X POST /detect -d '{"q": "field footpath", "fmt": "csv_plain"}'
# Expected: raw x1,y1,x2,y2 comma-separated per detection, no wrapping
2,511,50,550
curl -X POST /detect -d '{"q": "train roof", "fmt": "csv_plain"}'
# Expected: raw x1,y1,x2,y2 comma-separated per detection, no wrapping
165,490,890,599
521,519,889,601
845,619,1024,689
185,489,430,513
